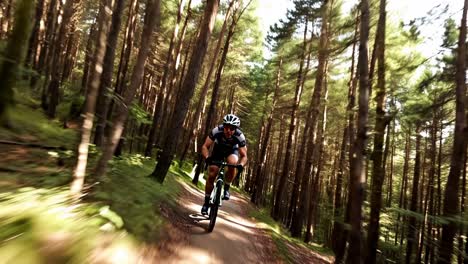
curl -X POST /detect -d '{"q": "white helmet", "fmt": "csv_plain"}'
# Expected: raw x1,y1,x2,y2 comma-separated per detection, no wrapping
223,114,240,127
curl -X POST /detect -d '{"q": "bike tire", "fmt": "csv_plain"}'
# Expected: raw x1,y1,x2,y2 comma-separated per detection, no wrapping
208,181,223,232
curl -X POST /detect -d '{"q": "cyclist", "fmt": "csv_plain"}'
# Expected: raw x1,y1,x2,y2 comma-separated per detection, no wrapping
200,114,248,215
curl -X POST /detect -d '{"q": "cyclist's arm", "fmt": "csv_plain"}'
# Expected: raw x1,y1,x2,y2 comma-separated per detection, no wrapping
238,146,248,167
201,136,214,159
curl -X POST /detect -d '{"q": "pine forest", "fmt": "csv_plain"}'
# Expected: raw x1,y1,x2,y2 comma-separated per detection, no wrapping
0,0,467,263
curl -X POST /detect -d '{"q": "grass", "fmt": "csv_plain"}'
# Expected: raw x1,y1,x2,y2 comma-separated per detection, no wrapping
0,93,193,262
0,102,77,148
249,207,334,263
0,186,137,263
90,154,184,241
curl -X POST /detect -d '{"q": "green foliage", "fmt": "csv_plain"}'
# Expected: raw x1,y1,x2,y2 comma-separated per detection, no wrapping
91,154,182,241
0,187,137,263
249,207,333,263
441,18,458,49
129,102,152,125
0,103,77,147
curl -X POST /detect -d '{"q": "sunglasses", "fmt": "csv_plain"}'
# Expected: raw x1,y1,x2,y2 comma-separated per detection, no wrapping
224,125,236,131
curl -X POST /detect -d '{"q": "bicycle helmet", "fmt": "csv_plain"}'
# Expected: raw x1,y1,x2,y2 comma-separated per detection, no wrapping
223,114,240,127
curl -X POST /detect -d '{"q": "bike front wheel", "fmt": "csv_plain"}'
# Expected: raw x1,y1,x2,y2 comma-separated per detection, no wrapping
208,181,223,232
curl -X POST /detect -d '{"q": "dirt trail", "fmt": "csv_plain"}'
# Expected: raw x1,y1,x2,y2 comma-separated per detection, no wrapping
154,181,281,263
152,180,334,264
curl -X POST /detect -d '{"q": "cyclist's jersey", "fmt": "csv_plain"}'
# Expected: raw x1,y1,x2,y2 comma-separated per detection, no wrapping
209,125,247,153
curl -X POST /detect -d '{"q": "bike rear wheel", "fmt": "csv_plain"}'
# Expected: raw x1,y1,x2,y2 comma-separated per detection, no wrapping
208,181,223,232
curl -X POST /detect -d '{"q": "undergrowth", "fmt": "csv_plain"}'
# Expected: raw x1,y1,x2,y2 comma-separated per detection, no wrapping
249,207,334,263
0,92,191,262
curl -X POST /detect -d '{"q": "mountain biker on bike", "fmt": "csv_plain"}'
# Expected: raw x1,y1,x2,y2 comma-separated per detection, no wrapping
200,114,248,215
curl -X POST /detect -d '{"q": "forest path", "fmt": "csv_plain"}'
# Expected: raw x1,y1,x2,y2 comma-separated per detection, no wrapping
152,177,333,264
154,180,280,263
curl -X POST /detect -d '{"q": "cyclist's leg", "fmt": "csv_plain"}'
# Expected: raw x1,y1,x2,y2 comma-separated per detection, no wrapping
205,165,219,195
223,151,239,200
202,149,222,214
225,150,239,184
205,145,223,195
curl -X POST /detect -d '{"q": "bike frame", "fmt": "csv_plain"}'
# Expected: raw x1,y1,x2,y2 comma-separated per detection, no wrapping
207,161,239,232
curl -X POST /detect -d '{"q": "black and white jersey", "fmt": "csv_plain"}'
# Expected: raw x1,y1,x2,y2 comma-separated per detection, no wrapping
209,125,247,151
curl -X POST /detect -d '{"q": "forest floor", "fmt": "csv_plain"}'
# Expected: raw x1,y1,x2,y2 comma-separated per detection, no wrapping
150,179,334,263
0,98,335,263
0,139,334,263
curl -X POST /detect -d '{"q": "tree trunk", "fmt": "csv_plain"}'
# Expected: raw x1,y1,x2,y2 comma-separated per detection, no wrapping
94,0,127,147
347,0,370,261
272,17,309,221
406,124,422,264
46,0,81,118
26,0,45,67
289,26,314,231
168,0,193,95
36,0,58,106
384,119,394,207
305,73,330,242
145,2,194,157
270,114,286,209
70,0,113,194
252,58,282,204
333,10,359,261
152,0,219,183
292,0,331,236
438,0,467,262
396,131,411,247
95,0,161,178
107,0,138,135
0,0,34,126
425,111,438,264
61,24,81,84
145,0,191,156
189,0,236,182
191,1,249,184
80,22,97,95
366,0,387,262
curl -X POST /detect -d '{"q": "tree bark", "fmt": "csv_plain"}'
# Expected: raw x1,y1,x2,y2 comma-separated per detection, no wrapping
406,124,422,264
438,0,467,262
70,0,113,194
366,0,387,262
252,58,282,204
94,0,127,147
95,0,161,177
80,22,97,95
107,0,138,135
291,0,330,237
333,10,359,261
144,0,191,156
152,0,219,183
37,0,58,106
272,17,309,221
0,0,34,126
189,0,236,182
305,71,330,242
424,110,438,264
61,24,81,84
270,113,286,209
46,0,81,118
395,131,411,246
26,0,45,67
347,0,370,261
289,26,314,232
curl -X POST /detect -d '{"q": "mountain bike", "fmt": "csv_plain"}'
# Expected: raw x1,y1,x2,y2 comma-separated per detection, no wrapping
206,160,241,232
